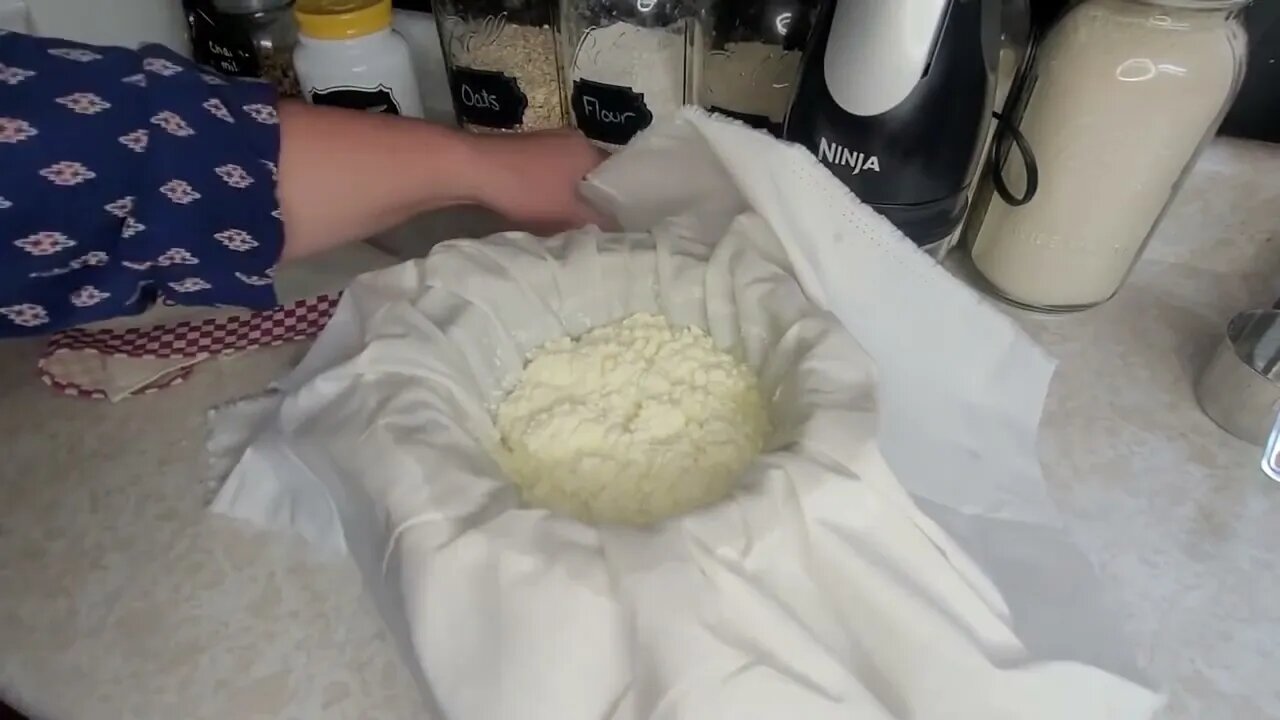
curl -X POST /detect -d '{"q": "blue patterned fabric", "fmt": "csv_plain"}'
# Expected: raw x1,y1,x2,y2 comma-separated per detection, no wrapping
0,30,283,337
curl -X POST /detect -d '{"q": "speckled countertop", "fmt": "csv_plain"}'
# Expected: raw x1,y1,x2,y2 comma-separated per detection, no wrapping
996,138,1280,719
0,142,1277,720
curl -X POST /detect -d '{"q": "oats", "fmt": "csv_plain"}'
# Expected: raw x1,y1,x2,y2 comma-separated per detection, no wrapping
450,23,566,132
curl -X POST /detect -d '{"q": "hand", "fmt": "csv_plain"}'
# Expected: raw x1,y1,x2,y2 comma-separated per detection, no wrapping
465,130,608,234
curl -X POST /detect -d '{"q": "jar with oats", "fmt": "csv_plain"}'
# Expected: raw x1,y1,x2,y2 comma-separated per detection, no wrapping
432,0,567,132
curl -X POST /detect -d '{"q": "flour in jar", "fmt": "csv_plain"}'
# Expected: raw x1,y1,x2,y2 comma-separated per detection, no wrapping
495,313,769,526
568,21,689,149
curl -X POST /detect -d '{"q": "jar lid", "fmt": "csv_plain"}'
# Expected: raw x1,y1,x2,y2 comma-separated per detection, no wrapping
1130,0,1251,7
391,0,432,12
213,0,293,14
295,0,392,39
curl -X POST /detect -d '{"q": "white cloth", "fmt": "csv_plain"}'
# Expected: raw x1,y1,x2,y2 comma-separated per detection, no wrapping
211,110,1162,720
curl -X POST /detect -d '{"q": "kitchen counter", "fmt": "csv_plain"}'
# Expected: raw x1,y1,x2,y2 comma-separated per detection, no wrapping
1,141,1278,720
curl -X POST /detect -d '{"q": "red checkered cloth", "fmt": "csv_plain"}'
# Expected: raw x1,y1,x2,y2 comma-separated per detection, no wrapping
39,294,341,401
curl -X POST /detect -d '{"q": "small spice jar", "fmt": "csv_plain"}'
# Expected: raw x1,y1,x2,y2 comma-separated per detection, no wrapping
432,0,566,132
969,0,1250,312
218,0,302,96
189,0,302,96
559,0,711,149
701,0,816,136
294,0,426,117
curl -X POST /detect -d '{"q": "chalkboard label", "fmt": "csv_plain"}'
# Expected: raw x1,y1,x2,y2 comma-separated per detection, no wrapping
709,106,783,138
187,7,259,78
571,79,653,147
452,67,528,130
310,84,403,116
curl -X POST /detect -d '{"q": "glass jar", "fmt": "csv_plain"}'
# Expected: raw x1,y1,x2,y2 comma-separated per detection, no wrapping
433,0,567,131
969,0,1250,312
202,0,302,96
560,0,710,149
187,0,257,77
701,0,816,137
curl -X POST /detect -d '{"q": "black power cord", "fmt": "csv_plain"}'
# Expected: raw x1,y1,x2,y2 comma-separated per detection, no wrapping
990,109,1039,207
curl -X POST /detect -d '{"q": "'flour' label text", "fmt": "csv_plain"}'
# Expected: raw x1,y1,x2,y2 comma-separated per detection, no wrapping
572,79,653,147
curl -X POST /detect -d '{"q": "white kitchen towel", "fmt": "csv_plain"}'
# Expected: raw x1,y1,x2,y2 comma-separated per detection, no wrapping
212,109,1162,719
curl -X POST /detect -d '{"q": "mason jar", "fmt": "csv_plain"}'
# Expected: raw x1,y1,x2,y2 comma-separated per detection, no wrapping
433,0,567,131
208,0,302,96
559,0,711,149
969,0,1250,312
701,0,816,137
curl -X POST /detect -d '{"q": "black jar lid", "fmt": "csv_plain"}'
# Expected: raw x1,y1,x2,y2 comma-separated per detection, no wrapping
392,0,433,12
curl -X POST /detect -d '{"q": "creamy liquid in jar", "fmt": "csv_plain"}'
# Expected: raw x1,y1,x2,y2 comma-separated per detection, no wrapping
971,0,1246,311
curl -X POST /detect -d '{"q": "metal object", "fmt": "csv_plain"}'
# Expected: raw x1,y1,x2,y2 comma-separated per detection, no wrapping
1196,309,1280,447
1263,411,1280,481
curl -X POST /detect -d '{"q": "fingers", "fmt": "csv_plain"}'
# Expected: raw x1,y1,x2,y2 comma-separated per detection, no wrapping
572,196,614,231
522,206,608,237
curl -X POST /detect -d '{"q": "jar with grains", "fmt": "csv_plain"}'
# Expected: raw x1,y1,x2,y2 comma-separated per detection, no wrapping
207,0,303,96
560,0,712,149
969,0,1250,312
702,0,816,137
433,0,566,132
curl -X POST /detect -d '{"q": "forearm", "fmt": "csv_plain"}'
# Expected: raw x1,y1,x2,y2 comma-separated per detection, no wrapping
276,101,478,260
0,30,600,337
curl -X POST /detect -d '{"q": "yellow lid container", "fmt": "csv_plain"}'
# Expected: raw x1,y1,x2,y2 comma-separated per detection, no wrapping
295,0,392,41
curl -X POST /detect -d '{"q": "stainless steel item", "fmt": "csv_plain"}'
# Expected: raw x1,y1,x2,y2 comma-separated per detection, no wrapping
1263,411,1280,481
1196,309,1280,447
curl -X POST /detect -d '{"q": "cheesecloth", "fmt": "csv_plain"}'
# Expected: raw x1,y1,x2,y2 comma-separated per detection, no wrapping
211,110,1162,720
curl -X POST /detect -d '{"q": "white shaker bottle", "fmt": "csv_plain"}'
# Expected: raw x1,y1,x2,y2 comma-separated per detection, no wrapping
294,0,425,118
